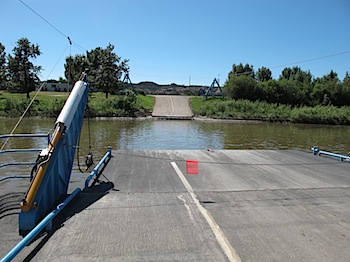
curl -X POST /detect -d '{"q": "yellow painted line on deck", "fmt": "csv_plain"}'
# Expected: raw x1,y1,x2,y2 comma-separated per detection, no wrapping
171,162,242,262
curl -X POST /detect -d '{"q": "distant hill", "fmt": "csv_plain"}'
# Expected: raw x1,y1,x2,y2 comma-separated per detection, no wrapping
122,82,208,95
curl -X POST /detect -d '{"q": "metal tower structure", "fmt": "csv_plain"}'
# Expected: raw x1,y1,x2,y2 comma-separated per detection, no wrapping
204,78,224,99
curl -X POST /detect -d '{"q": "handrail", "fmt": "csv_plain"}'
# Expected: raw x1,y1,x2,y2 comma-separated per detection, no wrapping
311,146,350,162
0,188,81,262
0,149,42,155
85,147,112,189
0,162,36,169
0,149,41,170
0,134,50,145
0,176,31,182
0,134,50,170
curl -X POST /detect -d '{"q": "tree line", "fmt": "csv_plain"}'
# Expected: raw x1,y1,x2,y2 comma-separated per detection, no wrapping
0,37,129,98
2,38,349,106
225,63,350,106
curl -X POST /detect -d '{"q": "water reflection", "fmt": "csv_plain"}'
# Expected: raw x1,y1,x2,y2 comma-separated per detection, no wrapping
116,120,224,150
1,118,349,192
1,118,349,157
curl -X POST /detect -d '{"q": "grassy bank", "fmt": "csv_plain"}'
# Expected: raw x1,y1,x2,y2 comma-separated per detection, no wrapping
3,91,349,125
191,97,350,125
0,91,154,118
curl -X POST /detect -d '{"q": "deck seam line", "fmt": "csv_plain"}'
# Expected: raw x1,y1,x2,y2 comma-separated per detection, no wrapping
171,161,242,262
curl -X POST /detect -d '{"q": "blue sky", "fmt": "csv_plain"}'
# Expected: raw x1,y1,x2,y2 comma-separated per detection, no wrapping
1,0,350,85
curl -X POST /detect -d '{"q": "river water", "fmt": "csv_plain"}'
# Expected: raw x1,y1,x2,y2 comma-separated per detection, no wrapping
1,118,349,191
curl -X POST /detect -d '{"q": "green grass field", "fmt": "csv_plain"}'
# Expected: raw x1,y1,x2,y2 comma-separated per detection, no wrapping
0,91,154,118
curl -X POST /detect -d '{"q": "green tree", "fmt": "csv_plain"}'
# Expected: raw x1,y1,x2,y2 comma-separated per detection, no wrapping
64,54,88,84
256,66,272,82
225,75,257,100
311,70,341,106
87,44,121,98
341,72,350,105
64,44,129,98
256,79,301,105
343,72,350,89
58,76,68,83
279,66,312,84
276,79,302,105
0,43,6,90
279,66,313,105
228,63,255,79
7,38,41,98
46,79,59,83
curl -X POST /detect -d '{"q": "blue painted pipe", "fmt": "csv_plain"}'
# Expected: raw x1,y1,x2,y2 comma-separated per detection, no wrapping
311,146,350,161
0,176,31,182
0,134,49,140
84,147,112,190
0,149,42,170
0,149,42,155
0,188,81,262
0,134,50,145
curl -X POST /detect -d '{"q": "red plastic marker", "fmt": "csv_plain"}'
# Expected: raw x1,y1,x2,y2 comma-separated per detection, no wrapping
186,160,198,174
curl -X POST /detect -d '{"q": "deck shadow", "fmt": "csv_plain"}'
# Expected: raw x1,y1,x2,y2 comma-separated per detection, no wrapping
0,192,25,220
23,181,114,261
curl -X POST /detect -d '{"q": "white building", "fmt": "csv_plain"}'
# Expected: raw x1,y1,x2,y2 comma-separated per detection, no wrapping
40,82,72,92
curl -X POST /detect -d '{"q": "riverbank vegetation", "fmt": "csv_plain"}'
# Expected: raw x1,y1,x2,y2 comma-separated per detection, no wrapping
225,64,350,107
190,63,350,125
2,38,350,125
191,97,350,125
0,90,153,118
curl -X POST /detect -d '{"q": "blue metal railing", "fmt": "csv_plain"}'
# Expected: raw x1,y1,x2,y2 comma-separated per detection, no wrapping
0,134,50,145
0,175,31,182
0,148,43,155
85,147,112,189
0,134,50,171
311,146,350,162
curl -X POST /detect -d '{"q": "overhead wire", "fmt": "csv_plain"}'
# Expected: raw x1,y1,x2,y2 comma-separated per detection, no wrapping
72,41,87,53
19,0,350,82
130,48,350,84
18,0,87,52
227,49,350,79
3,1,93,172
19,0,67,39
270,49,350,69
44,43,70,79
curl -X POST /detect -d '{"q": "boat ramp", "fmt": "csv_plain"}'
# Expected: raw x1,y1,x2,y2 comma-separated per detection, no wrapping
1,149,350,261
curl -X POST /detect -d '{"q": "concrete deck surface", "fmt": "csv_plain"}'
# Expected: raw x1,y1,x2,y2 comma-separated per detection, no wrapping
1,150,350,261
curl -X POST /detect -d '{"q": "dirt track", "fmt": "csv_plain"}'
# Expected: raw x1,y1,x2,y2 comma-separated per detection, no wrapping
151,95,193,119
